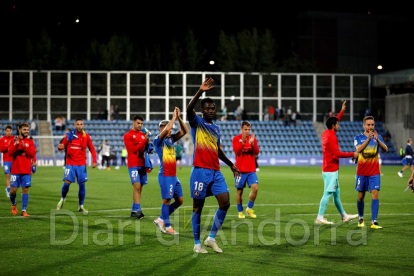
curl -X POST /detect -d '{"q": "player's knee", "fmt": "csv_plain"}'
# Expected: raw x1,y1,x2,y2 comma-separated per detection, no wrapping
219,201,230,211
251,185,258,193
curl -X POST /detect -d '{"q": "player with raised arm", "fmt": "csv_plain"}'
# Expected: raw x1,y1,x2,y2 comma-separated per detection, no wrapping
354,116,388,229
123,115,150,219
8,123,36,217
0,125,14,197
316,101,359,225
232,121,260,219
153,107,188,235
187,77,241,254
56,119,97,214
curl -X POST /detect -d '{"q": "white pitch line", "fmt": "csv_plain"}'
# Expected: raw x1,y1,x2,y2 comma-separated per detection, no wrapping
88,202,414,213
1,213,414,219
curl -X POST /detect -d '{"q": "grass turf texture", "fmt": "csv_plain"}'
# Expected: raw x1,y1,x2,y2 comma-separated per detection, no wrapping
0,165,413,275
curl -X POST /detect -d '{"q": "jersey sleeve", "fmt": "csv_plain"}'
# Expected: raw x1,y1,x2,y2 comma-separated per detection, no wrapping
153,136,162,148
189,114,201,128
354,135,362,149
232,136,243,155
0,137,8,153
58,135,68,151
330,135,353,158
336,110,344,122
252,137,260,155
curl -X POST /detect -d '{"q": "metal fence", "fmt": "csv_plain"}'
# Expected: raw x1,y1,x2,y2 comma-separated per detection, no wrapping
0,70,371,122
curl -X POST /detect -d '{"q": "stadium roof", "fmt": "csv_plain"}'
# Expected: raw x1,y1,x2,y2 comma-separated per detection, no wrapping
373,68,414,88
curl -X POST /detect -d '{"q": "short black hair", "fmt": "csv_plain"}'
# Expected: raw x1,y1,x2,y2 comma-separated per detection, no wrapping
241,121,251,128
325,117,339,129
133,115,144,121
5,125,12,131
200,97,215,108
75,118,83,122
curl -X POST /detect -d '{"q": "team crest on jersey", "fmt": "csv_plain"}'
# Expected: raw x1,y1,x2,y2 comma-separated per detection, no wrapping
193,191,200,197
133,135,136,138
214,128,218,134
25,143,29,147
141,135,145,139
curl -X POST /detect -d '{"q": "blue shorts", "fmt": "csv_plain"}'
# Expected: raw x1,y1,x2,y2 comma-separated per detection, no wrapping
158,175,183,199
63,165,88,184
190,167,229,199
322,171,339,192
3,161,12,174
10,174,31,188
235,172,259,188
128,167,148,185
355,175,380,192
402,157,413,166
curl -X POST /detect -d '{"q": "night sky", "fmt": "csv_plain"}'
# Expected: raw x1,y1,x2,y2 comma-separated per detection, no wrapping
1,1,413,72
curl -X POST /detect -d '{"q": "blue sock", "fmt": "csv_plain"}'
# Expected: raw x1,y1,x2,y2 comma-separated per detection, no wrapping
371,199,379,221
7,187,10,194
10,193,16,205
192,212,201,244
161,204,170,227
247,201,254,209
357,200,364,218
237,204,243,212
332,189,345,214
22,194,29,211
61,182,70,198
78,182,86,206
209,209,227,239
317,192,332,216
131,203,141,212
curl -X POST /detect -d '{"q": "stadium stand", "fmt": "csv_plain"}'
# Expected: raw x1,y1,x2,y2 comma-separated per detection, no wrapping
1,119,395,159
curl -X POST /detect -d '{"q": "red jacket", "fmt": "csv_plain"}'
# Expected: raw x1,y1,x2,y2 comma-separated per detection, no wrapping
0,135,14,162
58,131,97,166
322,111,353,172
8,137,36,174
232,134,260,173
123,129,147,168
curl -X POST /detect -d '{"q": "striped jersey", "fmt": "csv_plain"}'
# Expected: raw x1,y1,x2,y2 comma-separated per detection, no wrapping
189,115,220,170
354,133,384,176
154,135,177,177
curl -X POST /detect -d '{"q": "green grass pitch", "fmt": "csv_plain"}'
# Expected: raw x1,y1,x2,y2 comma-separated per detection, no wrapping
0,165,413,275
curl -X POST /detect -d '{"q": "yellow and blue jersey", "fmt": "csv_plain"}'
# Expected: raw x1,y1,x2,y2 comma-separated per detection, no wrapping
189,114,220,170
354,133,384,176
154,135,177,177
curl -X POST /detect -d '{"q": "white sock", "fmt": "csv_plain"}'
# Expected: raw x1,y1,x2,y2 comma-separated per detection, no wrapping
317,215,324,220
341,212,347,218
61,197,65,201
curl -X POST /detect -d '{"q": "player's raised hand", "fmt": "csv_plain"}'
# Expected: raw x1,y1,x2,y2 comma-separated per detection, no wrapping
175,107,181,118
249,133,255,144
231,165,241,178
91,162,97,169
199,78,214,92
341,100,347,112
172,108,177,120
373,130,379,141
58,143,65,150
